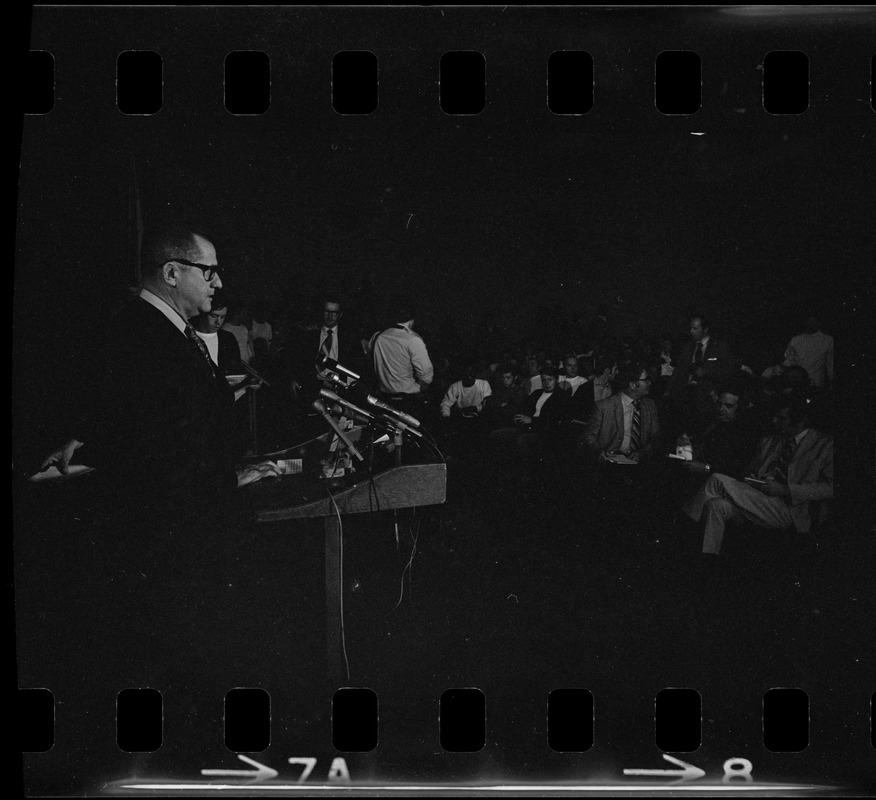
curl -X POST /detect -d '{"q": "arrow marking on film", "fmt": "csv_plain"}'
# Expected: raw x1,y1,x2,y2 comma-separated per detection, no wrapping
201,754,278,781
624,754,706,782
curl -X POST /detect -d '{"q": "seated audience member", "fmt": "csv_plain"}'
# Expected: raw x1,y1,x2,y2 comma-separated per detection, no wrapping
650,333,676,400
559,355,590,397
440,363,493,419
658,334,675,378
672,385,758,509
191,294,244,376
749,365,813,436
763,314,833,389
222,304,255,365
560,354,597,422
574,341,596,376
581,361,660,463
681,393,832,556
590,356,618,405
779,364,812,395
498,365,576,488
485,364,528,430
514,365,576,440
522,353,543,395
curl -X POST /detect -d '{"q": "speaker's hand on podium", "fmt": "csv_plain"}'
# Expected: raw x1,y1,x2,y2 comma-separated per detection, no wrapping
39,438,84,475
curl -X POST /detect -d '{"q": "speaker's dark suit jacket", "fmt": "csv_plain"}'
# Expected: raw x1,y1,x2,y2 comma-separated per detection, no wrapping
65,299,260,711
79,298,239,543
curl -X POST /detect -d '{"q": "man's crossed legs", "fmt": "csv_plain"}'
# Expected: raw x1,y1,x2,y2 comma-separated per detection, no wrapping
683,473,795,555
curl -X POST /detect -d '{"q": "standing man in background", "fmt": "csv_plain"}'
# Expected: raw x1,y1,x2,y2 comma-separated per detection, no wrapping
667,314,734,436
763,314,833,390
315,295,364,380
191,292,244,376
282,295,363,399
369,297,434,419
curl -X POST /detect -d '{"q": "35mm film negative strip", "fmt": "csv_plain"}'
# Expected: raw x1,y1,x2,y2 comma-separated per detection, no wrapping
14,5,875,797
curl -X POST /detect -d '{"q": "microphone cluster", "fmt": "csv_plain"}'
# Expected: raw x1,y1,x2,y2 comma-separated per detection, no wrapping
315,357,423,437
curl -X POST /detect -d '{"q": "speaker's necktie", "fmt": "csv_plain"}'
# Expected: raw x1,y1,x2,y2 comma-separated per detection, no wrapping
630,400,642,452
185,323,217,376
693,341,704,366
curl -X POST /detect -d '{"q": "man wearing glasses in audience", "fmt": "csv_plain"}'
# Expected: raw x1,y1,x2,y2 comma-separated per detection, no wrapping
579,362,664,538
582,361,660,464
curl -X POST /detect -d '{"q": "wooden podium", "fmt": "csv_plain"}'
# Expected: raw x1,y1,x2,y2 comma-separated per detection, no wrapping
249,462,447,682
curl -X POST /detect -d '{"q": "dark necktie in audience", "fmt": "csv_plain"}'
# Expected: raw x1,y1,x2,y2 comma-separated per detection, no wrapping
630,400,641,452
321,328,334,357
766,435,797,483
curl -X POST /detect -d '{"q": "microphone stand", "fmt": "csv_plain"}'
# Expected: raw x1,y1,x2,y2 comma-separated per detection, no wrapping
241,360,270,387
317,366,424,469
392,426,404,468
235,362,269,455
312,399,364,463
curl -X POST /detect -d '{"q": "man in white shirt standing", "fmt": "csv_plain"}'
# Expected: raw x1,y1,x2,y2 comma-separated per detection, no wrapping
369,299,434,417
779,315,833,389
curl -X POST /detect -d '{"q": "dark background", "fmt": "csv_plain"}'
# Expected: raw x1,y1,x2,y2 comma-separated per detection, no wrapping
13,5,876,795
15,9,876,427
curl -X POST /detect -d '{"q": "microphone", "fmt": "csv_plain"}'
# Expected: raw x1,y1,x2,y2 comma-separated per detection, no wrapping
364,393,422,429
316,355,361,384
320,389,422,438
380,415,423,438
336,382,422,428
311,399,364,461
319,388,376,423
322,371,353,393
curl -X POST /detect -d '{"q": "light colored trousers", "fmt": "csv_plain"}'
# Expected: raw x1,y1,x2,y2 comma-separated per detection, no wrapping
683,473,794,555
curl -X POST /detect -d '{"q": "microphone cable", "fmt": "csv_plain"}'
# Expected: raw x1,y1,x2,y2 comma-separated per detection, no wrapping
325,481,351,683
421,424,447,463
388,506,420,615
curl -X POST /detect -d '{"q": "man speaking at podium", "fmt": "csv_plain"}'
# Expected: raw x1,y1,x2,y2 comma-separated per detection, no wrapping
38,227,281,763
41,228,280,518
